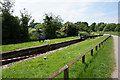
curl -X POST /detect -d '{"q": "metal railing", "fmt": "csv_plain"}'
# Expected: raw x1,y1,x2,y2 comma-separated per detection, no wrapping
45,35,111,80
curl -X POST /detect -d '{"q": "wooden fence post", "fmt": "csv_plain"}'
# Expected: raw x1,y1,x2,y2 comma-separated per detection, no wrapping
99,44,101,48
64,65,69,80
102,42,103,45
96,46,97,51
91,49,93,56
82,55,85,63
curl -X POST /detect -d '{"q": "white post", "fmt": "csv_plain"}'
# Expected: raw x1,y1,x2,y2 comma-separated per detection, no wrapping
78,33,80,39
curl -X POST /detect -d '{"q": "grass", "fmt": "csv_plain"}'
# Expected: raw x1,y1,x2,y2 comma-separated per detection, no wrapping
94,31,120,36
2,35,115,78
1,36,78,52
103,32,120,36
68,36,115,78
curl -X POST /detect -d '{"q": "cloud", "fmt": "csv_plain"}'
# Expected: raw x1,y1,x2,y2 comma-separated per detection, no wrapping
11,0,118,24
13,1,90,23
15,0,119,3
93,13,106,17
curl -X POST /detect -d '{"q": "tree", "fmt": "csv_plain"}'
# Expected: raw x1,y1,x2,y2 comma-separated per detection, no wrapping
80,22,90,33
64,22,78,36
98,24,106,31
90,22,96,32
1,0,32,44
0,0,14,13
114,24,120,32
42,13,63,38
103,23,117,32
20,8,32,26
1,0,23,44
29,19,35,27
75,21,83,31
20,8,32,40
96,22,104,31
109,23,116,31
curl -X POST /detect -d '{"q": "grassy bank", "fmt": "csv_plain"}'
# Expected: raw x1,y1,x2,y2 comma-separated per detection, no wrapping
67,36,115,78
1,36,78,52
2,36,114,78
103,32,120,36
94,31,120,36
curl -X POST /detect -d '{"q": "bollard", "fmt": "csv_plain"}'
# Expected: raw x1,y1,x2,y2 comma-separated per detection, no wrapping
82,55,85,63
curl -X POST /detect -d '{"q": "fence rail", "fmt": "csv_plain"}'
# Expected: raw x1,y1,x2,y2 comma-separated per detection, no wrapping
46,35,111,80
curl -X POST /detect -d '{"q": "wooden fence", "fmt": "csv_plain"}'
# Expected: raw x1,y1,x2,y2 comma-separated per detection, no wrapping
45,35,111,80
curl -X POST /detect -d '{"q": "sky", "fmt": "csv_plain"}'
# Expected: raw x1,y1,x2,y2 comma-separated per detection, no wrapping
10,0,119,25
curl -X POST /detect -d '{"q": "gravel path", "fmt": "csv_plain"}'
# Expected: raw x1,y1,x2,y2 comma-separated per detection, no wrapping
111,35,119,79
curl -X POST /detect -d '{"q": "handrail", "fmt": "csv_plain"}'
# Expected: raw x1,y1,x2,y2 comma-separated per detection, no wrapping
46,35,111,80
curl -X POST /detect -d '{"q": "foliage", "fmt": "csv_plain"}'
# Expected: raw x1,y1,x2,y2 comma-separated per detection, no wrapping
1,0,22,44
42,13,63,39
0,0,14,13
64,22,78,36
96,22,104,31
114,24,120,32
98,24,106,31
0,0,119,45
103,23,116,32
80,22,90,33
28,23,44,40
20,8,31,26
90,22,96,32
2,12,22,44
75,21,90,34
1,0,32,44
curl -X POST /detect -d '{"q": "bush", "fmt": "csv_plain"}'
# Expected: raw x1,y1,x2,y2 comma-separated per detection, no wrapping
65,22,79,36
29,31,40,40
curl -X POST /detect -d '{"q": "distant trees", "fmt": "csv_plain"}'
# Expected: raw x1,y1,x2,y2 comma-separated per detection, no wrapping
42,13,63,38
75,21,90,34
64,22,78,36
19,8,32,40
103,23,117,32
1,0,119,45
114,24,120,32
1,0,31,44
90,22,96,32
1,0,20,44
98,24,106,31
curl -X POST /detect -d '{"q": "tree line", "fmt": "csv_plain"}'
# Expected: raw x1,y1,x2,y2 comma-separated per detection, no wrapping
0,0,120,45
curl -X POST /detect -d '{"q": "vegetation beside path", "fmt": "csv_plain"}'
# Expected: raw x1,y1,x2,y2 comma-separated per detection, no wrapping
1,36,78,52
2,36,115,78
103,32,120,36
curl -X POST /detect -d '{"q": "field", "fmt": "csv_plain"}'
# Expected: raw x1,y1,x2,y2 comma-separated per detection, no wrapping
103,32,120,36
1,36,78,52
2,35,115,78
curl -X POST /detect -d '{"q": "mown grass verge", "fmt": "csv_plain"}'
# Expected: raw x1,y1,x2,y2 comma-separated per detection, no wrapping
1,36,78,52
59,36,115,78
94,31,120,36
2,36,114,78
103,32,120,36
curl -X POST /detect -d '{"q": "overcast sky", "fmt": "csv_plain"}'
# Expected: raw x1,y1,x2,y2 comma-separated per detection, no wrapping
11,0,119,25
